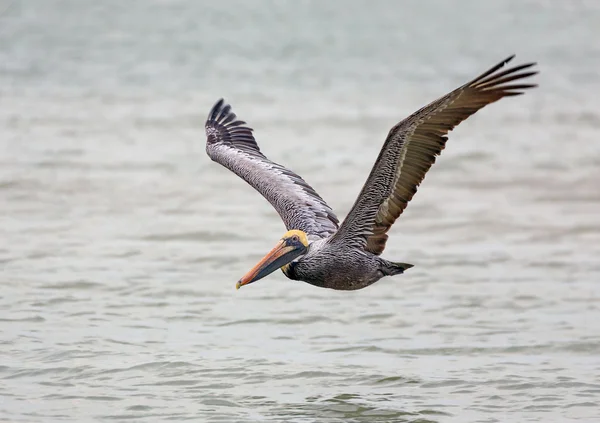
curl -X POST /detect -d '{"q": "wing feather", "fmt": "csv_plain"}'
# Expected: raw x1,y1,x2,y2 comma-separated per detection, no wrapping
330,56,538,254
205,99,339,238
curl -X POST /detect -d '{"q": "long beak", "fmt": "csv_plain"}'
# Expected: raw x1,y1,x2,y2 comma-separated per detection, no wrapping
236,240,303,289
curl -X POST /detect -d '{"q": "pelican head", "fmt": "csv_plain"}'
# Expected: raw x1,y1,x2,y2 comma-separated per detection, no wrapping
236,230,309,289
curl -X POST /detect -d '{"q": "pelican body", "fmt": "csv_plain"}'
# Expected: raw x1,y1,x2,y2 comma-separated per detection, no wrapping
205,56,537,290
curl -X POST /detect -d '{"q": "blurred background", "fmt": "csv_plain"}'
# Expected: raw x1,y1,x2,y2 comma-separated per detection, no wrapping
1,1,599,422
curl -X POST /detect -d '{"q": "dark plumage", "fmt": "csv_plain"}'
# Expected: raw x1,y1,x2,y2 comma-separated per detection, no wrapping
205,56,538,290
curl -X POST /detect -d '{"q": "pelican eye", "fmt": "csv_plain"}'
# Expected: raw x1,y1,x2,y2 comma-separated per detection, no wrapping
290,235,299,243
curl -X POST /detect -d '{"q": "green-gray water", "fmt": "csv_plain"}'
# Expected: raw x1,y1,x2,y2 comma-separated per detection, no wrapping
1,1,599,422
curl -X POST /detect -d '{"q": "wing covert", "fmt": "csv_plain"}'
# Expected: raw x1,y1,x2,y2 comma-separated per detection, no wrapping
205,99,339,238
330,56,538,254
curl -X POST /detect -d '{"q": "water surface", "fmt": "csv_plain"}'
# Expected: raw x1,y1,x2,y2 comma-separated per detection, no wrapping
1,1,600,422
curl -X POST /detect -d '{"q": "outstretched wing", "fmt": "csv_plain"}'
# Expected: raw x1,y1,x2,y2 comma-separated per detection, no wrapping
330,55,538,254
205,99,339,238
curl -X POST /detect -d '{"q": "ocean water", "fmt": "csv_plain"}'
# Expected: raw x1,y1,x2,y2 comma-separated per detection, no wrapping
1,1,600,422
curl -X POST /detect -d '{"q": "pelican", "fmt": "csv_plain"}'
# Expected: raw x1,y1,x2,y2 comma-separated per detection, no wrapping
205,55,537,290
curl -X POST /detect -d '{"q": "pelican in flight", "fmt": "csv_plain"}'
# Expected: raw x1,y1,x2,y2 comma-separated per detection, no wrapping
205,56,537,290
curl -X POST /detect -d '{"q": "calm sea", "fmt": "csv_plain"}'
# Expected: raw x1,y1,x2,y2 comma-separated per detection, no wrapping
1,1,600,422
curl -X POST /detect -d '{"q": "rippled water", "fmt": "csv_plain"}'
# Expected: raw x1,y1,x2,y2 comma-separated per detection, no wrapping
2,1,600,422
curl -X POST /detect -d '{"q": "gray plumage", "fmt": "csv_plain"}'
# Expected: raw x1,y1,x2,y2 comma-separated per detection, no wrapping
206,99,338,239
205,56,538,290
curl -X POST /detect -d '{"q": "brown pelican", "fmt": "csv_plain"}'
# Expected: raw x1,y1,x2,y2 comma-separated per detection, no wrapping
205,55,537,290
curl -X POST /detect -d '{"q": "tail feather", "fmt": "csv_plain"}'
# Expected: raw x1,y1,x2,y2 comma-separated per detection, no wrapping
393,262,414,272
382,261,414,276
